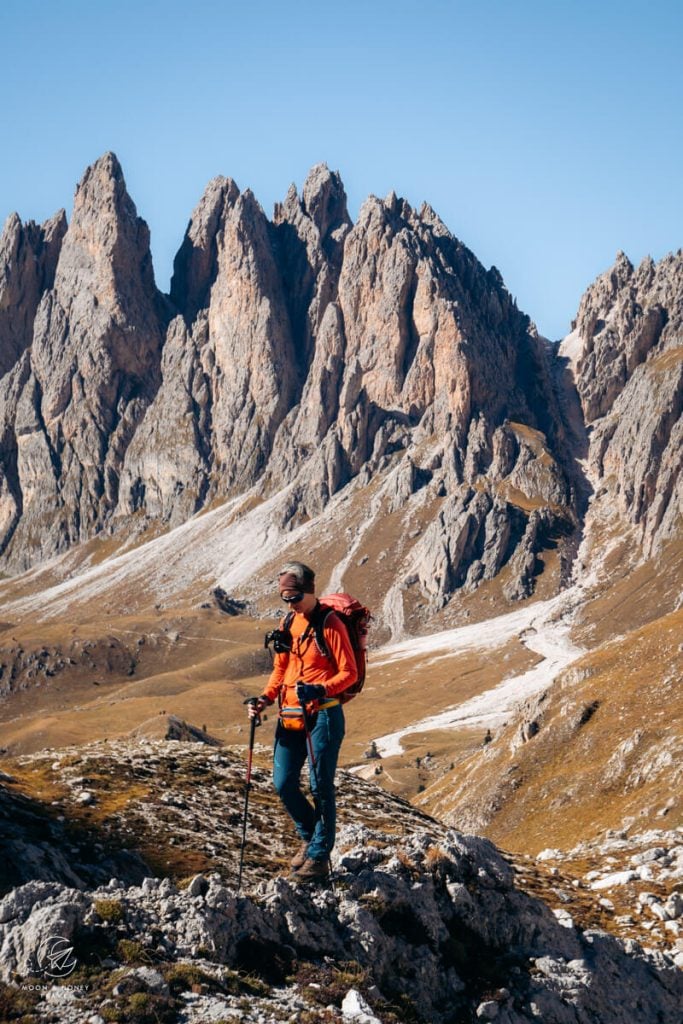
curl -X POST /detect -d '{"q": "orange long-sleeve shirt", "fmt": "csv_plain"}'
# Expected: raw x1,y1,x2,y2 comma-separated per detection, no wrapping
263,607,357,710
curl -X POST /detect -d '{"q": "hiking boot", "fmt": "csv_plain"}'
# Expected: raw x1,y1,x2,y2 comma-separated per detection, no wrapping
290,841,309,871
294,857,330,881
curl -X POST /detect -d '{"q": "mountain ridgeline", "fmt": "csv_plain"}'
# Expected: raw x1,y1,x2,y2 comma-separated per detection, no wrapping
0,153,681,610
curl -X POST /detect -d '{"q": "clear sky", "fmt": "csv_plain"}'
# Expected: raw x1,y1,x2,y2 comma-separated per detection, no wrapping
1,0,681,340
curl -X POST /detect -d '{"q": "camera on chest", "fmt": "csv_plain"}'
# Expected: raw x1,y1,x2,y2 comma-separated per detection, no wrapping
264,627,293,653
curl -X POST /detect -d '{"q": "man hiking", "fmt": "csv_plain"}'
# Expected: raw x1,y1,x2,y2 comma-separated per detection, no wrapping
248,561,356,880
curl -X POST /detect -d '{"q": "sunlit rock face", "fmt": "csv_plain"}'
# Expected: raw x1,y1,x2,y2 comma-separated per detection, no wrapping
0,153,166,570
564,249,683,553
1,154,679,609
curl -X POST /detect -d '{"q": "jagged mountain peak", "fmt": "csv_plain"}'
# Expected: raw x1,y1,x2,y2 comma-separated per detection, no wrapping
274,163,351,265
614,247,633,268
301,162,348,231
0,208,68,379
66,151,151,267
0,155,680,614
562,247,682,554
82,148,124,179
0,210,22,241
170,174,240,319
40,206,68,240
71,150,139,234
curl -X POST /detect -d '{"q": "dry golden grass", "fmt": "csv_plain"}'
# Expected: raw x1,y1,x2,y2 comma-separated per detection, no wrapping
573,538,683,648
0,606,272,753
0,533,546,811
0,465,678,863
418,604,683,854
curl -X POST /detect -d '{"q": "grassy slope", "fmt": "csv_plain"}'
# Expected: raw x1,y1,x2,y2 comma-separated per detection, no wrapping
417,602,682,853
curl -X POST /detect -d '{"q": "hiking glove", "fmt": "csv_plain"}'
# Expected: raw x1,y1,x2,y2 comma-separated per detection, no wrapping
296,682,327,704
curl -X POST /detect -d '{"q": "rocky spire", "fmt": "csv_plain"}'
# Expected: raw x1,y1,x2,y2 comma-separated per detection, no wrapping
117,182,298,521
170,176,239,322
570,249,683,551
0,209,67,378
0,158,579,606
300,162,351,254
0,152,166,570
5,155,676,613
271,163,351,384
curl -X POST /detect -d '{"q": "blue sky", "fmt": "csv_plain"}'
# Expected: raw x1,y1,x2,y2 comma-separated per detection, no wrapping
1,0,681,339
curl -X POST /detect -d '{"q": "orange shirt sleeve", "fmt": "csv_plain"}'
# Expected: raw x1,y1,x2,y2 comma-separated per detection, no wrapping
320,613,358,697
262,651,287,703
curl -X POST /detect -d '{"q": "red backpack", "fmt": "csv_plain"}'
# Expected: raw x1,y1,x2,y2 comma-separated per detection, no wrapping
283,593,371,703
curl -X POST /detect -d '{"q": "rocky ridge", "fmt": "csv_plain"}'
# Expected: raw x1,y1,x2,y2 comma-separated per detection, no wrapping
0,156,681,626
0,739,443,895
1,154,681,626
1,153,583,616
561,249,683,554
0,154,167,571
0,742,681,1024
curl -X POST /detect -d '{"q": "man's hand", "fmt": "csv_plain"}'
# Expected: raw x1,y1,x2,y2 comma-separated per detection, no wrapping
296,682,327,704
245,695,271,720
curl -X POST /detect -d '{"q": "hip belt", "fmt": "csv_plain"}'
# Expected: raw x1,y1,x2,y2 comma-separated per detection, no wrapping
278,698,340,731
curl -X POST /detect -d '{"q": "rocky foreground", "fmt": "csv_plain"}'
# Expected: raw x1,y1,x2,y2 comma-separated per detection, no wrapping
0,741,682,1023
1,826,682,1024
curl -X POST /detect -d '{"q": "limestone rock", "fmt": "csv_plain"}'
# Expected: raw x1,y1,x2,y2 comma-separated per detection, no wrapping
0,209,67,378
1,824,681,1023
564,250,683,551
119,179,298,521
1,153,166,570
0,781,150,893
115,314,212,524
10,155,678,616
170,176,239,321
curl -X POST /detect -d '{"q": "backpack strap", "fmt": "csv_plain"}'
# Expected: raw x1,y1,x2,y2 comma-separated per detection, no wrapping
309,602,334,661
275,611,296,709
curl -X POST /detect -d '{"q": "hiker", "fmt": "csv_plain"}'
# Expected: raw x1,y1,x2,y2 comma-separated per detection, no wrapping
248,561,357,880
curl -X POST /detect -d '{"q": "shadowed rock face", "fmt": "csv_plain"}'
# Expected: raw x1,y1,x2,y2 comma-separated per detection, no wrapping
0,154,680,607
0,210,67,379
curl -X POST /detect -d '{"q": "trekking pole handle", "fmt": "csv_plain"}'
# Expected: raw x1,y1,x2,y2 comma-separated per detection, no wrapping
243,696,262,726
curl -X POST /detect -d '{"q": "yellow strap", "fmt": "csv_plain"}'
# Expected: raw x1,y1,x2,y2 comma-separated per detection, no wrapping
317,698,340,709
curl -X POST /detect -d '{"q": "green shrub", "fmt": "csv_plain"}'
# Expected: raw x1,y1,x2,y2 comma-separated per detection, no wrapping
0,981,40,1021
94,899,125,923
164,962,214,994
116,940,154,964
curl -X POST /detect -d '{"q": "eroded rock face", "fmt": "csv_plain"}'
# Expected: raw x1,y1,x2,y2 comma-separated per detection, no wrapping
261,191,575,605
0,153,167,570
564,250,683,552
0,210,67,379
5,154,678,612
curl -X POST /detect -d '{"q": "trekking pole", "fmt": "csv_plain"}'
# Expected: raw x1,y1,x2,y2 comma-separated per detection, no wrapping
237,697,261,893
300,700,336,893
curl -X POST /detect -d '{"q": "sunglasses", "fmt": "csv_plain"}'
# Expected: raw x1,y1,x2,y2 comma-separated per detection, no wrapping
281,592,304,604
